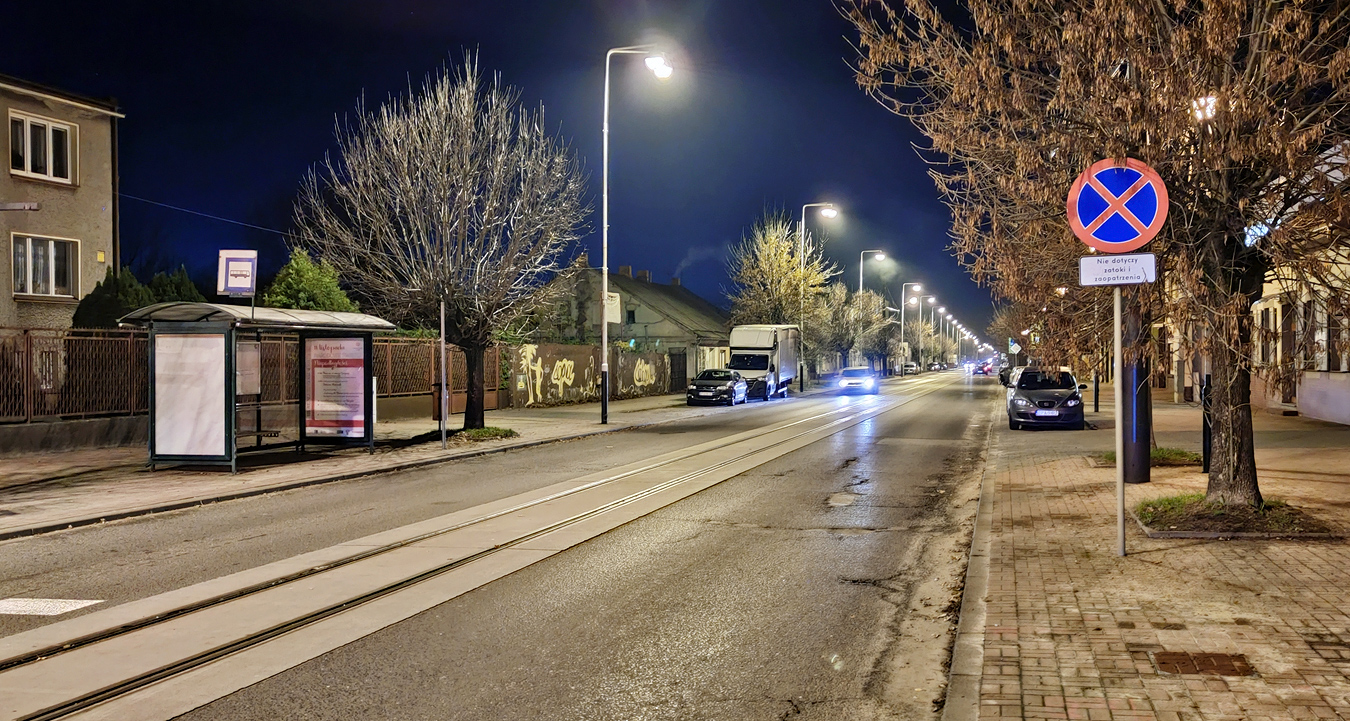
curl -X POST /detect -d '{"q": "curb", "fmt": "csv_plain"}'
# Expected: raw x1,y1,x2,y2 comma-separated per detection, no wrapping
0,420,673,543
941,403,998,721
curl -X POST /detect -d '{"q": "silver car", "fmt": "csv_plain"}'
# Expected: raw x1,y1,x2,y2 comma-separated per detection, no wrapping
1006,368,1088,430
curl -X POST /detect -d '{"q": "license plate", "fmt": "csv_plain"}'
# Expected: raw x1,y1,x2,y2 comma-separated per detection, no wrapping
1034,409,1059,417
698,391,712,396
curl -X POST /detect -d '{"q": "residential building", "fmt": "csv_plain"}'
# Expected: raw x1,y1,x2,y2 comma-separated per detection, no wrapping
2,74,121,329
536,263,731,387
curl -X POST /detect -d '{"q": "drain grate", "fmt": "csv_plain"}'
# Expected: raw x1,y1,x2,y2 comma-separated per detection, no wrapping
1153,651,1255,676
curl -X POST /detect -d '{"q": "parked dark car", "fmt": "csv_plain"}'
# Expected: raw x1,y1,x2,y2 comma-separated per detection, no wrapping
686,369,748,406
836,367,879,394
1006,368,1087,430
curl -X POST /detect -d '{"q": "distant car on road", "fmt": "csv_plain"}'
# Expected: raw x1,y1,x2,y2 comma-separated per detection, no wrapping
836,367,879,395
1006,368,1088,430
973,362,992,375
686,369,748,406
901,362,919,375
928,362,943,371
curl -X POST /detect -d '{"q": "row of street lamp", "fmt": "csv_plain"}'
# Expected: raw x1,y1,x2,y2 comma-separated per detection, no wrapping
601,46,996,418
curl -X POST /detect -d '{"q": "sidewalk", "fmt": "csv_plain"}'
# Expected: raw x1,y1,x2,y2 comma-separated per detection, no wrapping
0,393,712,540
962,389,1350,720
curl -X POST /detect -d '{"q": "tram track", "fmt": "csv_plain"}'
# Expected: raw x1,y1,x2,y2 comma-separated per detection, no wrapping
0,375,956,721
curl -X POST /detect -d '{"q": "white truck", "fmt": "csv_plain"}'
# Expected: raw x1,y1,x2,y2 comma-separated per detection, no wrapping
728,324,800,400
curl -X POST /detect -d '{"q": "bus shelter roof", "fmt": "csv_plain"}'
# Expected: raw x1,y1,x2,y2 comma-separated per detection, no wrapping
119,302,396,332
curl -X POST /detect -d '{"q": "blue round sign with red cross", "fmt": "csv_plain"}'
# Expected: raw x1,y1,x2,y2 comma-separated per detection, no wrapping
1066,158,1168,254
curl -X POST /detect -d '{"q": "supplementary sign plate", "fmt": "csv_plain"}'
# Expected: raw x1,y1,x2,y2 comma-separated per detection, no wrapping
1079,253,1157,286
1067,158,1168,253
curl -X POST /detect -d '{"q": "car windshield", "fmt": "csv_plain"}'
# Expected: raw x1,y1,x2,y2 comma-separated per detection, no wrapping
696,370,734,381
1017,371,1076,390
841,369,871,378
728,354,769,371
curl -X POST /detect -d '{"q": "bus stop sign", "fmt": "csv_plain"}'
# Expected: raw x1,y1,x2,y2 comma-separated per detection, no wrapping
1067,158,1168,253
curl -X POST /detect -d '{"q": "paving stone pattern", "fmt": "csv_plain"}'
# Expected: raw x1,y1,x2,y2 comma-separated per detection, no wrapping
982,434,1350,721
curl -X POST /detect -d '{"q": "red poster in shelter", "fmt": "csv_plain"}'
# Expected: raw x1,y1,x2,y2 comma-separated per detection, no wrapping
305,338,365,437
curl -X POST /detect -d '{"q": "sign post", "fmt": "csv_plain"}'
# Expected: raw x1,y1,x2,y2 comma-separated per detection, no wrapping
1067,157,1168,557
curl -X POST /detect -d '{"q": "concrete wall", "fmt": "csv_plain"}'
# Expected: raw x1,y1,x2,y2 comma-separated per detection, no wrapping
1296,372,1350,425
508,343,670,407
0,414,145,454
0,87,115,329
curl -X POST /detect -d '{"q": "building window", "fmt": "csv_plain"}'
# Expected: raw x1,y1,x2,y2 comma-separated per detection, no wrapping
9,111,74,183
12,234,78,298
626,309,636,324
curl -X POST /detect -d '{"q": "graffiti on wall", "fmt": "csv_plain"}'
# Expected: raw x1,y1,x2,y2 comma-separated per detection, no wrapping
550,358,576,396
632,358,657,388
509,344,670,407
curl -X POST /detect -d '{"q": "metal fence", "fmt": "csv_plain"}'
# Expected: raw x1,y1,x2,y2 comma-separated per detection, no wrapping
0,327,502,424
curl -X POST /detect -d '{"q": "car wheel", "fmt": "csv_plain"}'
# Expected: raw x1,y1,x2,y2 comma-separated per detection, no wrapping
1008,415,1020,431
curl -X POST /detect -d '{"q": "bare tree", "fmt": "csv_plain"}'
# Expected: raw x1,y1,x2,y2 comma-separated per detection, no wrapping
294,56,588,429
846,0,1350,506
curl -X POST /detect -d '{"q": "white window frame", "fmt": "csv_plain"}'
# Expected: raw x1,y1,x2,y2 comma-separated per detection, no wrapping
11,232,80,299
9,110,77,184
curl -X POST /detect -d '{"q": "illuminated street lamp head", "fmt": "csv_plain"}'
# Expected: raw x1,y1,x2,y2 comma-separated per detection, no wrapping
819,206,839,219
645,55,673,79
907,297,918,305
873,251,885,261
937,306,946,313
946,314,953,320
927,297,936,305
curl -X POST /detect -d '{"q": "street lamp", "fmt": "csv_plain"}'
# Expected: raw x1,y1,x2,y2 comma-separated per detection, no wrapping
859,249,885,292
897,283,922,368
914,294,936,368
799,202,838,391
601,44,671,424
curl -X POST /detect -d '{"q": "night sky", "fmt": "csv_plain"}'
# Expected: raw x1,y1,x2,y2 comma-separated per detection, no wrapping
3,0,994,335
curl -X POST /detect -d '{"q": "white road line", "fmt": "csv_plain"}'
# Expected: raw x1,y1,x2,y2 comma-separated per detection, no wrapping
0,599,102,616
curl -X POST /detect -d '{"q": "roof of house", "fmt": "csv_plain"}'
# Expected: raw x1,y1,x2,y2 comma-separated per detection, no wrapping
595,270,731,343
0,73,123,117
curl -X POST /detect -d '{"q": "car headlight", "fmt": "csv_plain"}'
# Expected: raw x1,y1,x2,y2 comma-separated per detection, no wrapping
1013,398,1033,407
865,378,875,386
688,385,697,391
723,382,734,390
838,379,849,388
1065,397,1081,406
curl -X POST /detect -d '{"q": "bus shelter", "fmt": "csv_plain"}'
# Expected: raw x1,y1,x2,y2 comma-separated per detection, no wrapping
120,302,396,472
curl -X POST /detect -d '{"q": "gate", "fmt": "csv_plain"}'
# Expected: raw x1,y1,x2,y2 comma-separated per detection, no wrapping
668,349,687,392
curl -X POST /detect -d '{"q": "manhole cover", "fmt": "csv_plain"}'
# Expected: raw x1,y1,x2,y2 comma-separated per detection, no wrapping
1152,651,1255,676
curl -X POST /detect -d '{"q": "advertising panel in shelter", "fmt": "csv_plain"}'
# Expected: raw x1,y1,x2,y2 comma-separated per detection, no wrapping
304,337,366,437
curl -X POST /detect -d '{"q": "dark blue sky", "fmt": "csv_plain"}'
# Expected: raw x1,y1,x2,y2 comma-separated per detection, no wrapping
4,0,994,335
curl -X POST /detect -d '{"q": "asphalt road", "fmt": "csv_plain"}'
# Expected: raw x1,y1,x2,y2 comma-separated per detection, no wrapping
0,373,960,638
175,374,999,721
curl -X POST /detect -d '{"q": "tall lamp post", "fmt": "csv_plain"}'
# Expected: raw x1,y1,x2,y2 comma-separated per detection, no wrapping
898,283,922,370
799,202,838,391
601,45,671,424
859,249,885,291
914,294,936,368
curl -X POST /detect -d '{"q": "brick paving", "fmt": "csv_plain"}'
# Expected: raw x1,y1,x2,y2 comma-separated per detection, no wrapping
979,401,1350,721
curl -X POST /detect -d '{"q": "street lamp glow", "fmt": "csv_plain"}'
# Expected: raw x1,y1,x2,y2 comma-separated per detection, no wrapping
819,206,838,219
645,56,673,79
937,306,946,313
927,297,936,304
874,251,885,261
907,297,918,305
